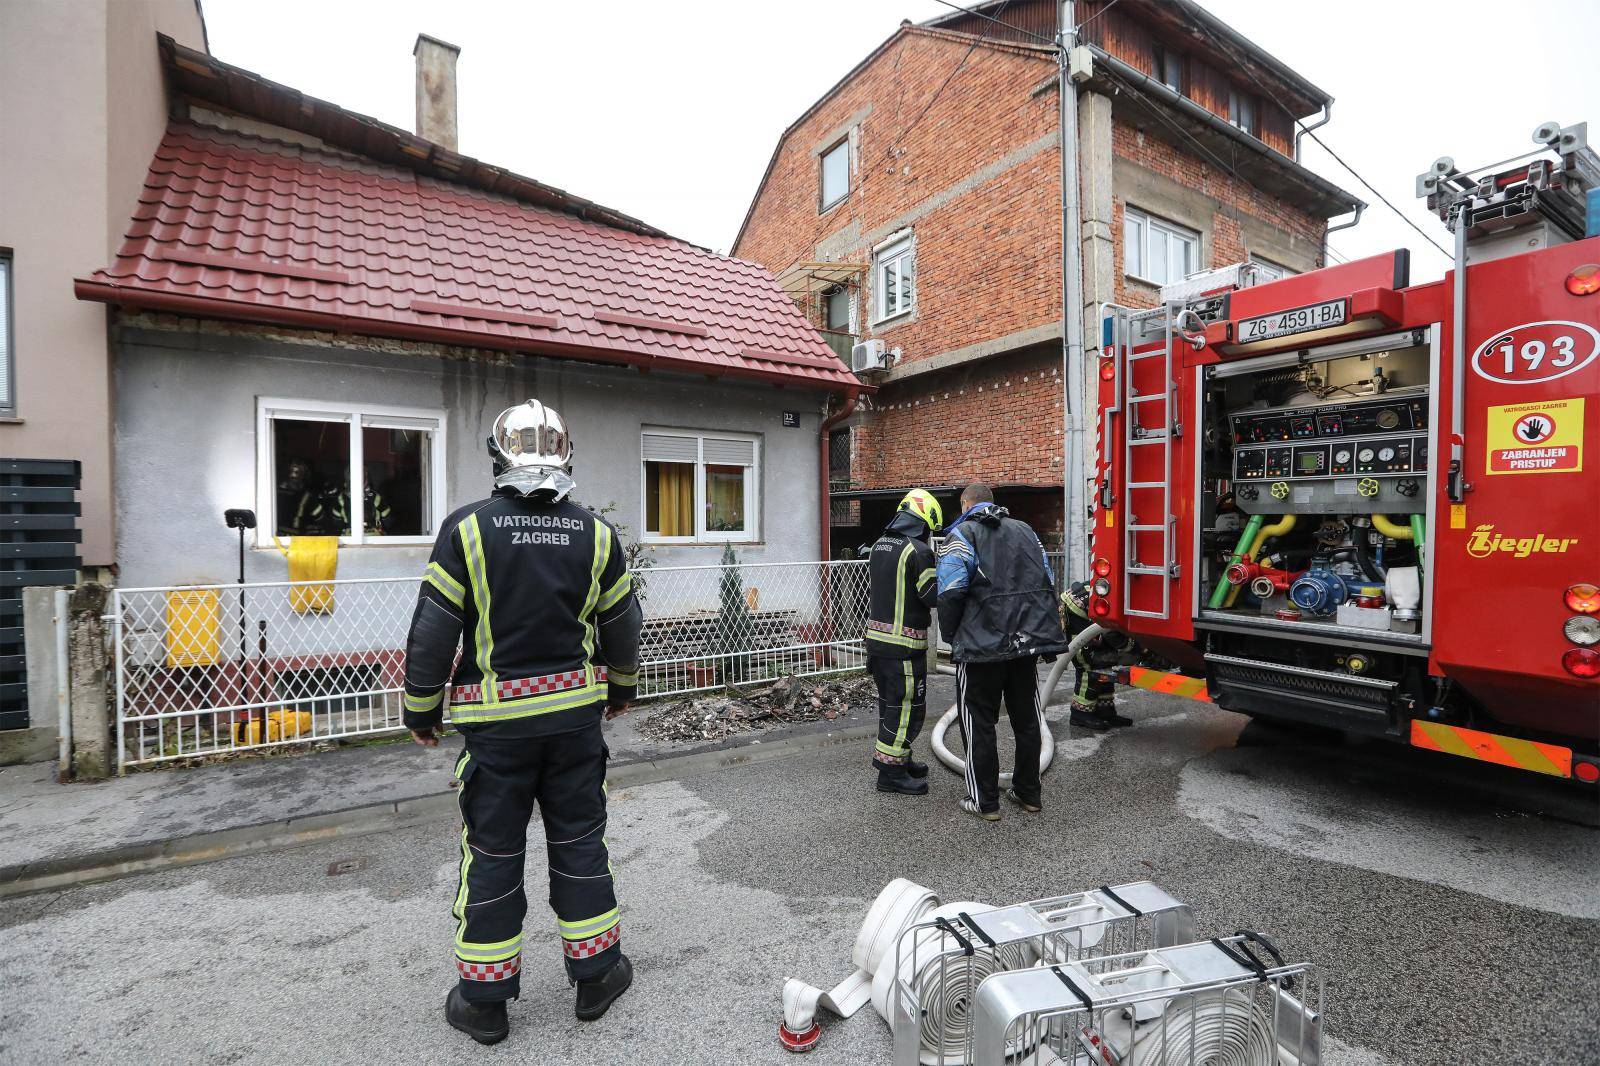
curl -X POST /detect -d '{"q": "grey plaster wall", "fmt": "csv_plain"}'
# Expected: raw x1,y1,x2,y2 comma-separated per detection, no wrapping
112,324,826,589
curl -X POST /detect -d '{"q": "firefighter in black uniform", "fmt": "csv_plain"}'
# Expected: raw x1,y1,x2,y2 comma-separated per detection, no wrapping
403,399,641,1046
1061,582,1134,730
864,489,941,795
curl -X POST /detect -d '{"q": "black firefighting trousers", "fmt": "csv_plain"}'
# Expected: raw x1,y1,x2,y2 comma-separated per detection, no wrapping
452,716,619,1002
868,655,927,766
955,658,1043,812
1066,612,1117,707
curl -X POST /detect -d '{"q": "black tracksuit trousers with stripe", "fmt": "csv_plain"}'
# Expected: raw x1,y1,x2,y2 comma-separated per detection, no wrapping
453,717,619,1002
955,658,1043,812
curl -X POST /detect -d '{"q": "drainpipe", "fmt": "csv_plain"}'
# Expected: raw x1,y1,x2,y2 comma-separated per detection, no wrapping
1322,203,1364,266
819,387,861,561
1294,100,1332,161
1058,0,1087,584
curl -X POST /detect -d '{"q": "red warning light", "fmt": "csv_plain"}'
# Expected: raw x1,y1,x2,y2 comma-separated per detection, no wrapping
1566,263,1600,296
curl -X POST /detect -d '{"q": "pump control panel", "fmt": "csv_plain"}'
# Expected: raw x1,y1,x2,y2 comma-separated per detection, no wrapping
1231,392,1432,483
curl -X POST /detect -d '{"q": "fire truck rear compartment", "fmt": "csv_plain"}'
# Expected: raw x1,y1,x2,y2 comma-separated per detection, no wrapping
1196,337,1435,729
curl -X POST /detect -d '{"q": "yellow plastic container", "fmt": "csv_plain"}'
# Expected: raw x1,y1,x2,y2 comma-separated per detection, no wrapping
233,709,315,745
275,535,339,615
165,589,222,668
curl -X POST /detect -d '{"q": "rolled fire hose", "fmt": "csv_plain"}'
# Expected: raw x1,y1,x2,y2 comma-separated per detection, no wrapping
779,878,939,1052
929,624,1105,787
1101,989,1276,1066
868,901,1033,1065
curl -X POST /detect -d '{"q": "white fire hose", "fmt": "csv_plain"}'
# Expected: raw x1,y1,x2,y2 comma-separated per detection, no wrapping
779,879,938,1052
780,880,1030,1062
930,625,1105,786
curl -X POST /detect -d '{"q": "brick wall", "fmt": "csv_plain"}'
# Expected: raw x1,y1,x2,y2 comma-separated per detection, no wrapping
736,23,1333,526
1110,118,1327,309
734,28,1062,371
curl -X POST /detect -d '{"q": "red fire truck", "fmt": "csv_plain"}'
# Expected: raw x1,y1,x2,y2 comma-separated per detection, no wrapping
1091,121,1600,784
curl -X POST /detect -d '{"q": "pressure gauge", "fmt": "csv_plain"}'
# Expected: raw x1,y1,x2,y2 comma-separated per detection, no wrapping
1358,448,1375,462
1378,447,1396,462
1376,408,1401,430
1334,449,1352,463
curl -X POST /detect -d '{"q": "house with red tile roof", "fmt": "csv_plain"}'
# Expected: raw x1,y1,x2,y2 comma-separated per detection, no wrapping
73,35,859,588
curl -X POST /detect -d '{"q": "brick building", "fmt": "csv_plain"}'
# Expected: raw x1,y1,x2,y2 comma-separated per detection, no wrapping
733,0,1361,557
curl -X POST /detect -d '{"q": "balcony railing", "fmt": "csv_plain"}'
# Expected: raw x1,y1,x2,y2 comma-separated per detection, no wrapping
819,329,857,364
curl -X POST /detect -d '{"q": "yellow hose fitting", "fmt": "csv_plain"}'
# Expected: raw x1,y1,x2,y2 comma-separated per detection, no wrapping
1371,514,1413,541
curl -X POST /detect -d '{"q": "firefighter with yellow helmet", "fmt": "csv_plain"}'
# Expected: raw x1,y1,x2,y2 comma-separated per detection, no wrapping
863,488,942,794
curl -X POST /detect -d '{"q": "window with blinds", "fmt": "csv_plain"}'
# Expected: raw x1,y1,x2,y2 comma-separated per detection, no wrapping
641,430,759,543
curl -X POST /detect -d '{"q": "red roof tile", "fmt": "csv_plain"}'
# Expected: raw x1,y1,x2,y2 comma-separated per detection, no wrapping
78,122,859,391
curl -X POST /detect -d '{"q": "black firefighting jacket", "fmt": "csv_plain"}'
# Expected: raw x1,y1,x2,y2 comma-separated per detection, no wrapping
936,503,1068,663
402,491,642,737
864,510,937,660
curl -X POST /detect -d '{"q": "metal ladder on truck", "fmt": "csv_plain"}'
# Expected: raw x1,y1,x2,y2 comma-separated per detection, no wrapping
1102,303,1181,621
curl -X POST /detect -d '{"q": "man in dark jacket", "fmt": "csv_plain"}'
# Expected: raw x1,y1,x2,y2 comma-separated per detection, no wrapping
864,488,942,796
936,484,1068,821
403,399,641,1045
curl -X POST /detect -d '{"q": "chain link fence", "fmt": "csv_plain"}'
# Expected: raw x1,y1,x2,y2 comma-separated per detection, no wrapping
108,559,869,770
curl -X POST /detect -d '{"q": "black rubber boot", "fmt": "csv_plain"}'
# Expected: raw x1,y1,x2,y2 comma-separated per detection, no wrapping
1069,703,1114,731
575,953,633,1021
1094,697,1133,729
903,758,930,779
446,986,509,1046
876,764,930,795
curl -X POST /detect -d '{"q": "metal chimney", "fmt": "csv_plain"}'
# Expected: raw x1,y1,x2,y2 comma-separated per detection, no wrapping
413,33,461,151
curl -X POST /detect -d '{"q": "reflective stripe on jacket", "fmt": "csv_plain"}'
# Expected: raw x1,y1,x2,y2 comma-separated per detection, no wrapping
402,493,642,735
865,514,937,660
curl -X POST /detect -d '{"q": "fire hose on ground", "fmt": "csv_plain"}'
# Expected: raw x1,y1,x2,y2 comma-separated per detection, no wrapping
928,624,1106,786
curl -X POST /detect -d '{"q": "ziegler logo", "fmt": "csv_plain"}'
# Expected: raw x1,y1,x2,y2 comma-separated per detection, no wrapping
1465,523,1579,559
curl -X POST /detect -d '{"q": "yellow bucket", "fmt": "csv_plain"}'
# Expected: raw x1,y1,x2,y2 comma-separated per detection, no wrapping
275,535,339,614
165,589,221,668
234,708,315,745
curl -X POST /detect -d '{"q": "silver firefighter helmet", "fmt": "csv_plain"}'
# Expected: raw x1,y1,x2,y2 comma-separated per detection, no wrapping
489,398,576,499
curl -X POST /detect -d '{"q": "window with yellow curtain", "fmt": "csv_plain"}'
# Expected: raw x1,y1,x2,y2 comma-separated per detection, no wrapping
645,461,695,537
642,430,759,542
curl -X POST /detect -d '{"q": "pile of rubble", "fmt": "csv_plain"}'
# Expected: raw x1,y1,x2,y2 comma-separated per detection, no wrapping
637,673,875,744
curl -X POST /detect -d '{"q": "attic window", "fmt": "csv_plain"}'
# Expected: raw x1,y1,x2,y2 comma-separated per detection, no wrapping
1229,89,1258,137
820,139,850,211
1153,44,1184,94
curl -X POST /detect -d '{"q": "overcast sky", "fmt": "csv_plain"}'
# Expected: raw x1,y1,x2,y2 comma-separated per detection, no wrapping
202,0,1592,282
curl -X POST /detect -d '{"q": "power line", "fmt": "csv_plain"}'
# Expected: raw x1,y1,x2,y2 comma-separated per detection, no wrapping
1172,0,1450,260
1074,0,1131,36
926,0,1057,46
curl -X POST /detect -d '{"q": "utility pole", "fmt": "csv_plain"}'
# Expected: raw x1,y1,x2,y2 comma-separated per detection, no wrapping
1058,0,1087,585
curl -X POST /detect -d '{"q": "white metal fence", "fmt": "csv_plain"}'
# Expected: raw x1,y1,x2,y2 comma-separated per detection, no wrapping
108,559,870,770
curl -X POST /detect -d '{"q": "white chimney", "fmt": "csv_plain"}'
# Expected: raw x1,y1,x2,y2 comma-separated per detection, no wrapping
413,33,461,151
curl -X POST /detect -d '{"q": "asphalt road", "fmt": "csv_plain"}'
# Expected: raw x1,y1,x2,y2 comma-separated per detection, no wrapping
2,689,1596,1065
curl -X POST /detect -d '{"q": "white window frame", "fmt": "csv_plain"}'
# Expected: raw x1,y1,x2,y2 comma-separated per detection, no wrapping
820,138,850,211
1250,256,1295,283
640,428,761,545
255,397,448,548
872,231,916,325
1123,206,1200,287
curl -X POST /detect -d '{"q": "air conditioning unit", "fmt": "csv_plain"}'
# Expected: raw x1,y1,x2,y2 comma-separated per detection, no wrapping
852,338,889,373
